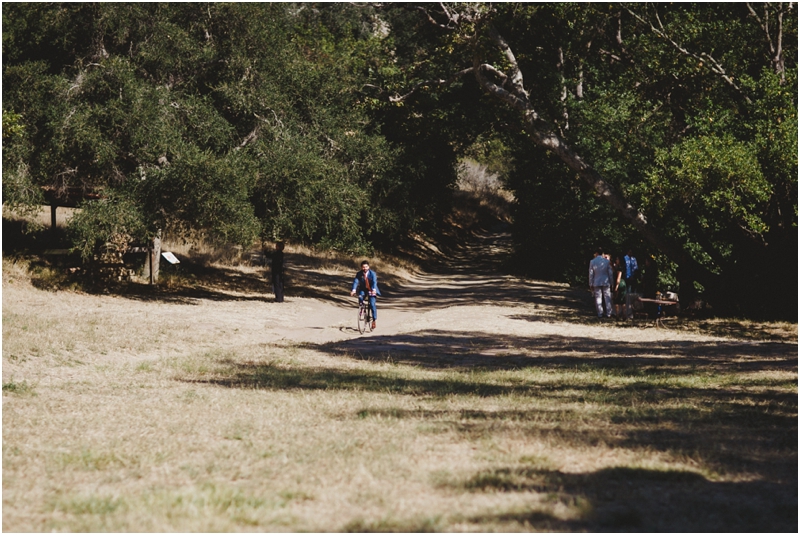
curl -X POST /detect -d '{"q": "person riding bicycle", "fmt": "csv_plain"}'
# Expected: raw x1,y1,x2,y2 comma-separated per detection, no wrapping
350,260,380,330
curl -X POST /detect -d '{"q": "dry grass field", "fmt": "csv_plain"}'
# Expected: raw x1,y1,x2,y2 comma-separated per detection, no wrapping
2,223,797,532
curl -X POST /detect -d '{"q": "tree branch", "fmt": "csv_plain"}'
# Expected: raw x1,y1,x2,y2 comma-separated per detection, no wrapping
596,11,635,66
410,5,457,30
747,2,788,83
486,25,527,100
626,6,752,103
613,10,634,63
234,126,259,151
557,46,570,132
363,67,474,103
576,39,591,99
474,63,533,115
598,48,624,63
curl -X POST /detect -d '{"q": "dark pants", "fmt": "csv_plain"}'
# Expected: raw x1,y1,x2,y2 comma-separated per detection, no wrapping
625,278,637,294
358,291,377,321
272,272,284,302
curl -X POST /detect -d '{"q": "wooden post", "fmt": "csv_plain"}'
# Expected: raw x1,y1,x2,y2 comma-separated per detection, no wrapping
145,230,162,285
50,205,57,237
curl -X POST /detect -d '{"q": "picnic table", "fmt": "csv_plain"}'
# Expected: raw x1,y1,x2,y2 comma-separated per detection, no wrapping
635,297,680,327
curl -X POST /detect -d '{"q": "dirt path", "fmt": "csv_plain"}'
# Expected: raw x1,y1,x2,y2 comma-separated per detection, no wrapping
268,226,582,345
4,225,795,378
236,227,795,375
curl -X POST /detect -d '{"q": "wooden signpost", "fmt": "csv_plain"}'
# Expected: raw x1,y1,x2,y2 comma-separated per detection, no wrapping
142,230,162,284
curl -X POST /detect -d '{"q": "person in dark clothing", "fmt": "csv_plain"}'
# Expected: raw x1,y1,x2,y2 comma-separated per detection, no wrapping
612,255,628,319
641,255,659,318
271,241,285,303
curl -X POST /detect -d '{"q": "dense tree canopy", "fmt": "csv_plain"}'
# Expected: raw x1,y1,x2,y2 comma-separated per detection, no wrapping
2,3,459,256
372,3,797,317
3,3,797,318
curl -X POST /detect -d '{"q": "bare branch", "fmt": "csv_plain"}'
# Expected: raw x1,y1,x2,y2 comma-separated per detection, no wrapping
594,11,634,66
626,6,752,103
486,25,527,100
598,48,624,63
439,2,455,24
363,67,474,103
612,11,635,64
234,127,259,151
747,2,788,82
776,7,784,62
746,3,764,25
411,5,457,30
477,63,508,86
557,47,570,132
576,39,591,99
615,12,625,48
255,109,284,130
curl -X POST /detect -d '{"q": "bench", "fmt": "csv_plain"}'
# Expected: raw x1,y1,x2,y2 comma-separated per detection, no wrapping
635,297,680,327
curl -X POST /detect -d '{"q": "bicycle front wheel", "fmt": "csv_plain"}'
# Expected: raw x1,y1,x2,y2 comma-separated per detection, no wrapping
358,303,368,334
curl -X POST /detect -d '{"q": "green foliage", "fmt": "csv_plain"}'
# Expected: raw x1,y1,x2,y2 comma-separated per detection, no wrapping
463,135,514,179
462,3,796,316
506,147,631,284
2,378,34,395
2,3,452,257
67,193,146,260
743,68,798,228
1,161,43,215
2,108,24,142
2,3,796,316
642,135,770,236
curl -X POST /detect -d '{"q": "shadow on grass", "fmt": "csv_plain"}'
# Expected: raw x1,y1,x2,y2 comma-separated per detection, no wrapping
184,362,512,397
98,228,587,310
458,466,797,532
679,319,799,342
183,351,796,482
99,262,274,304
283,233,586,312
317,330,797,373
185,360,797,428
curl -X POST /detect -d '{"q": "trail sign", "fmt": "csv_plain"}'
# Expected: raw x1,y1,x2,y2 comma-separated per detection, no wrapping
161,252,180,264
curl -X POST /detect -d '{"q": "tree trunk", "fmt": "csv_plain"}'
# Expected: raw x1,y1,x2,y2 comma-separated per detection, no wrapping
143,230,162,284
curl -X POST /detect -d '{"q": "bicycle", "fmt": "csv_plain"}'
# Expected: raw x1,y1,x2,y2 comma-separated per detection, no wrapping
357,296,374,334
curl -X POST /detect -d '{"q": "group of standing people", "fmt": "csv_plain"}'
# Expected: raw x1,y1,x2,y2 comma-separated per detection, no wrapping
589,247,658,319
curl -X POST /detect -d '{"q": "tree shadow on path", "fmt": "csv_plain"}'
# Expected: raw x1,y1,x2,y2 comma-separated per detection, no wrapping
317,329,797,373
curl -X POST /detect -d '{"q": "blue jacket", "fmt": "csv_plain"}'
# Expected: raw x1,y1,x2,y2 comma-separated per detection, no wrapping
624,254,639,281
589,255,613,287
352,269,381,296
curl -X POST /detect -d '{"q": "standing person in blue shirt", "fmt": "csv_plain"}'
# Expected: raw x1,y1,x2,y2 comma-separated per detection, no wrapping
351,260,381,330
624,249,639,318
624,249,639,289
